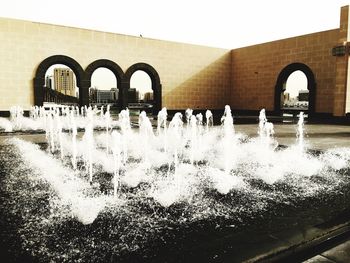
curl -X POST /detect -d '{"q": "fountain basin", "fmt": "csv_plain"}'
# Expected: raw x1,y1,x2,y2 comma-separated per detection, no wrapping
1,140,350,262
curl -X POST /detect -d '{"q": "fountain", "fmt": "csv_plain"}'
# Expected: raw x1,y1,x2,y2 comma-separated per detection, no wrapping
1,104,350,262
205,109,213,130
111,130,121,197
70,110,77,170
168,112,183,171
104,105,111,154
138,111,154,163
297,111,305,151
46,110,55,152
221,105,235,174
119,108,131,165
189,115,197,165
82,108,94,184
157,107,168,153
185,108,193,127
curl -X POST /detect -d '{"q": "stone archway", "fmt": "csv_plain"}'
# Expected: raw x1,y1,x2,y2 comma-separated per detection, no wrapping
85,59,125,111
125,63,162,115
274,62,316,117
34,55,87,106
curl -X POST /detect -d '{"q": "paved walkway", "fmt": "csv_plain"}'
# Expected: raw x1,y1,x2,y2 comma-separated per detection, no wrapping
236,123,350,151
304,238,350,263
1,123,350,151
1,122,350,262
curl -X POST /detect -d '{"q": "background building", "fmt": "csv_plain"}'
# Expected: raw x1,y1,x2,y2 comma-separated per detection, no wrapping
45,75,53,90
53,68,76,97
128,88,139,103
298,90,309,102
89,87,118,104
143,92,154,102
96,90,115,103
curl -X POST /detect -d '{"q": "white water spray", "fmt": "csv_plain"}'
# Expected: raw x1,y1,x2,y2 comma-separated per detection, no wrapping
105,105,111,154
157,107,168,153
119,109,131,165
297,112,305,151
111,130,121,196
205,110,213,131
70,111,77,170
83,109,94,183
221,105,235,174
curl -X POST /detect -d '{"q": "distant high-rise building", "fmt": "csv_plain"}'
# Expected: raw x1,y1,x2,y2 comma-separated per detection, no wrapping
89,87,98,102
96,90,115,103
298,90,309,102
89,87,118,104
143,92,154,102
110,88,118,101
45,75,53,89
54,68,76,97
128,88,139,103
284,92,290,102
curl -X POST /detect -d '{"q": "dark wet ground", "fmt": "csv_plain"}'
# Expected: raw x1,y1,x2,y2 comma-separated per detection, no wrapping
1,142,350,262
1,122,350,262
1,123,350,151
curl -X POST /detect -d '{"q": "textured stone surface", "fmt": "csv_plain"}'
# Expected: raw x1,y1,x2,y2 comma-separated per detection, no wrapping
321,239,350,263
0,6,349,117
304,255,337,263
0,17,231,110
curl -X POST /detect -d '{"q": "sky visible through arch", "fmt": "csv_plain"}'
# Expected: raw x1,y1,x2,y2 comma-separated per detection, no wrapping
2,0,349,96
285,71,307,98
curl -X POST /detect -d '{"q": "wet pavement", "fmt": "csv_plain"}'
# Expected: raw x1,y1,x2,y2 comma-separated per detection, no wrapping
304,238,350,263
1,123,350,151
1,122,350,262
235,123,350,151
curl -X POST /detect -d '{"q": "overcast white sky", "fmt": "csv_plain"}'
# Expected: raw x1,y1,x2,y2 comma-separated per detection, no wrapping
1,0,348,49
1,0,349,93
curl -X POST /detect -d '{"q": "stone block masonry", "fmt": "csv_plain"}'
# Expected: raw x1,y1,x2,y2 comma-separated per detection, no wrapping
0,5,349,117
0,17,231,111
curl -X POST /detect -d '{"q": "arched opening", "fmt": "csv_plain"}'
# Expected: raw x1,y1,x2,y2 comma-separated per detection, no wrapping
125,63,162,115
282,70,308,111
85,59,124,112
275,63,316,118
90,68,119,112
129,70,153,114
34,55,86,107
43,64,79,106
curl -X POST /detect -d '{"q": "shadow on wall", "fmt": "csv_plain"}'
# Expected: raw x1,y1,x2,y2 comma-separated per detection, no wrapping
163,52,232,110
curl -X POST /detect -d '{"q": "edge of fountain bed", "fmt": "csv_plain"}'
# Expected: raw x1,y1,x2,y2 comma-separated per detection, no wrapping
249,221,350,262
